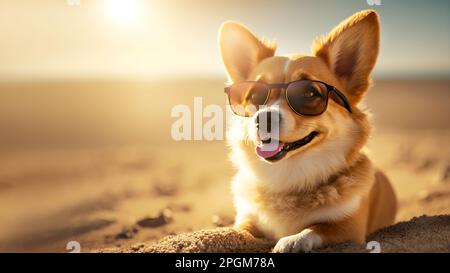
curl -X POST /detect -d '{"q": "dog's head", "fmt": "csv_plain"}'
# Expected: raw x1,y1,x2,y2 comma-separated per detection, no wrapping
219,10,379,191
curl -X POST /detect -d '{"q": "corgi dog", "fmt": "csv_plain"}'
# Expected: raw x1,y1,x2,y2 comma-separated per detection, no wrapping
218,10,397,252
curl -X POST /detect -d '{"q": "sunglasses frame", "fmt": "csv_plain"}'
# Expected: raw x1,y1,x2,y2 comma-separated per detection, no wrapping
224,79,352,117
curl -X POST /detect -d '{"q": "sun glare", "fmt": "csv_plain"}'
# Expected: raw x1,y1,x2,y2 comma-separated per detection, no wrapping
107,0,141,26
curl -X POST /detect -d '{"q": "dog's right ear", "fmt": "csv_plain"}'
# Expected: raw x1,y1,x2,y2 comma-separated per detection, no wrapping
312,10,380,104
219,21,276,83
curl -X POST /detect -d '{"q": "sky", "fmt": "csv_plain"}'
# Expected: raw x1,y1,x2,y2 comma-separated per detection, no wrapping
0,0,449,80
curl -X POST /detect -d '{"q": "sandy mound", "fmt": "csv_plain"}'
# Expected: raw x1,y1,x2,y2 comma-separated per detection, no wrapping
100,215,450,253
101,228,275,253
318,215,450,253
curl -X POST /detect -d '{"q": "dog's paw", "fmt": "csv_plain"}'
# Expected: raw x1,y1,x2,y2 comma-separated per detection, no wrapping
272,229,323,253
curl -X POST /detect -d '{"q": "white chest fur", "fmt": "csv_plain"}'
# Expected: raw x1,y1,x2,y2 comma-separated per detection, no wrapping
260,196,360,239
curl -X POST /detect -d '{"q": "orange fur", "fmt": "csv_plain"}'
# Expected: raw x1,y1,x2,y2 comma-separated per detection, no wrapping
219,10,397,252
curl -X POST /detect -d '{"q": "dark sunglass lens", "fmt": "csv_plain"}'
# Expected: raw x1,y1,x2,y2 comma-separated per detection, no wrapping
228,82,270,116
286,81,328,115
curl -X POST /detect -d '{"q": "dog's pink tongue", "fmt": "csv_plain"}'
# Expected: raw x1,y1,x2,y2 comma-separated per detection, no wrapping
256,142,285,159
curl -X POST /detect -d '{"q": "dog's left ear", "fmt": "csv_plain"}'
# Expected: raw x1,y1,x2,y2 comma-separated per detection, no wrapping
312,10,380,104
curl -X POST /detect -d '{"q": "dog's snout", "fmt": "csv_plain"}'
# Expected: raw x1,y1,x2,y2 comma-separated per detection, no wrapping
256,110,281,133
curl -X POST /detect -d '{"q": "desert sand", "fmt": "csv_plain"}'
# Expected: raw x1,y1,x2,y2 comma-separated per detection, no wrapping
0,79,449,252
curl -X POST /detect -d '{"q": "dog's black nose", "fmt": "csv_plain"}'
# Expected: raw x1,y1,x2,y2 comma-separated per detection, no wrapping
256,110,281,133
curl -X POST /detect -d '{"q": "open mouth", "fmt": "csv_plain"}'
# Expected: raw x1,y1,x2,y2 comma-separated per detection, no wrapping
255,131,319,162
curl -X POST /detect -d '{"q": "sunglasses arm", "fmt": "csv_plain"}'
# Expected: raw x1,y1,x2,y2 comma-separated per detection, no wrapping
331,88,353,113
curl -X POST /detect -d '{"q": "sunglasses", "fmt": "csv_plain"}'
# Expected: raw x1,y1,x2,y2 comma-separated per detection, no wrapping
224,79,352,117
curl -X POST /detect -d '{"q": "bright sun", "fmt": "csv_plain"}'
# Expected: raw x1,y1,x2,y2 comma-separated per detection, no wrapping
107,0,140,26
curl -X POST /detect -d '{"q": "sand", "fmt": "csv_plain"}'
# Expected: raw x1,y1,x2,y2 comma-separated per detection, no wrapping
99,215,450,253
0,79,449,252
